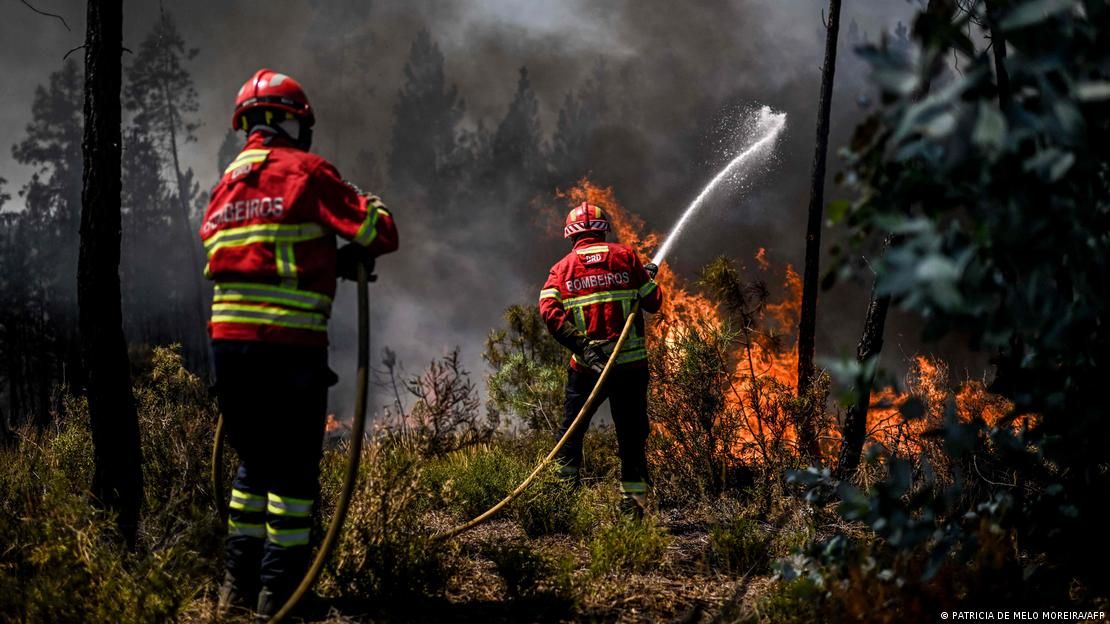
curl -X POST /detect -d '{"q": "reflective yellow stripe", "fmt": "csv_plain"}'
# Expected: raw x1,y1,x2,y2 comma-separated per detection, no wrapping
228,519,266,538
267,493,313,517
539,288,562,302
354,206,384,246
638,281,658,298
223,149,271,175
266,526,311,547
204,223,325,255
211,303,327,332
615,349,648,364
564,289,638,308
621,481,648,494
229,489,266,512
213,283,332,313
575,245,609,255
275,241,297,287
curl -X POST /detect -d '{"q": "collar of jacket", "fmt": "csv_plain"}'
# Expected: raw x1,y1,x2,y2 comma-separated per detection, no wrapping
245,130,302,151
571,233,606,250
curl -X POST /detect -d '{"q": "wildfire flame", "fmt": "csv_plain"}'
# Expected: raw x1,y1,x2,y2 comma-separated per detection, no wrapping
556,179,1019,467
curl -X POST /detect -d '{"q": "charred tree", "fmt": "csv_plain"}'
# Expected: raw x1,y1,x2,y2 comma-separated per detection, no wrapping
835,0,948,478
984,0,1011,110
79,0,143,544
835,240,891,478
796,0,842,462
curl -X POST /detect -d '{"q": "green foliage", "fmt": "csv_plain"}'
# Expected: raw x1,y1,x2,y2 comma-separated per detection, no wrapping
808,0,1110,609
0,346,219,623
588,517,669,576
485,304,567,431
709,517,771,575
510,465,581,537
485,542,578,605
325,439,456,600
741,577,825,624
422,441,532,518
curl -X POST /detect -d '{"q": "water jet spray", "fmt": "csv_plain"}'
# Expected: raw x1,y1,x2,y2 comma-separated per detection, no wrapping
651,106,787,266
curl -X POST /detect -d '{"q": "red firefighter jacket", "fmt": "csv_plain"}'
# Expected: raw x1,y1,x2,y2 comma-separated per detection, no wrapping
538,234,663,371
200,132,398,346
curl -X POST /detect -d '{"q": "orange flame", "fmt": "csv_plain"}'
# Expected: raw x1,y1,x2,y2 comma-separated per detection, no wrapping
553,179,1020,466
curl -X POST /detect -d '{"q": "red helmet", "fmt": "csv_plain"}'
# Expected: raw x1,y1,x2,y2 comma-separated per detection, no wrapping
231,69,315,130
564,202,611,239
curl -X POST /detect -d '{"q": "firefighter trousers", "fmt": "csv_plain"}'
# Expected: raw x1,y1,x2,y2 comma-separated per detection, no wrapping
555,365,650,500
212,340,334,599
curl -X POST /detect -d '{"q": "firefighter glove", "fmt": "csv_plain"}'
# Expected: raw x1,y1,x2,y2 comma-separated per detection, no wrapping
581,339,613,374
337,243,376,281
644,262,659,280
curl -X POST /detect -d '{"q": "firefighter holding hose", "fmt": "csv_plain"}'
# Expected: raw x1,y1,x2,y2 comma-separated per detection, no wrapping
538,202,663,517
202,69,398,618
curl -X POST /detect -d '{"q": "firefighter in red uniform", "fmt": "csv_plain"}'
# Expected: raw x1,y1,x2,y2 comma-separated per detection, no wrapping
538,203,662,516
202,69,398,618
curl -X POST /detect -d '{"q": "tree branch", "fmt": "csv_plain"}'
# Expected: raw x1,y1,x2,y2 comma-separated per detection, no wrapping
20,0,70,31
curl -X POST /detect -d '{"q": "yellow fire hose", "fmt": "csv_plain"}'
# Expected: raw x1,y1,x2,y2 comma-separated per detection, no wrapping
434,301,640,541
210,262,372,624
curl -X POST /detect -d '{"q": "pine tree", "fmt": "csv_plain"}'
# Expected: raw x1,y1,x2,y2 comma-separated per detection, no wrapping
388,29,464,213
12,60,85,296
123,7,207,368
8,59,86,424
490,67,546,210
550,62,610,188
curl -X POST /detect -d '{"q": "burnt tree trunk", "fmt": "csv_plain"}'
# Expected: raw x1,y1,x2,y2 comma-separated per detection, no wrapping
79,0,143,544
835,240,892,479
984,0,1012,110
796,0,842,462
835,0,948,478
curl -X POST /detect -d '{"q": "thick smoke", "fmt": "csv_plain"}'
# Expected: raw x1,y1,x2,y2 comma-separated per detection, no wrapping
2,0,971,419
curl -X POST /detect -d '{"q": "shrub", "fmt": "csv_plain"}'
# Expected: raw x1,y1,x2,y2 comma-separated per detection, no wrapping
485,542,578,605
709,517,771,575
740,576,825,624
422,441,531,519
0,345,221,623
484,305,568,432
588,516,669,576
325,439,455,600
510,464,580,537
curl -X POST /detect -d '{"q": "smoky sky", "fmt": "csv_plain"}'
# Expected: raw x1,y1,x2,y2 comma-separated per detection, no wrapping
2,0,985,416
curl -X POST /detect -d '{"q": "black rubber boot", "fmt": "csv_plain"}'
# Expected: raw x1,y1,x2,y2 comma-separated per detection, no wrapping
217,571,257,617
254,586,281,623
619,493,646,520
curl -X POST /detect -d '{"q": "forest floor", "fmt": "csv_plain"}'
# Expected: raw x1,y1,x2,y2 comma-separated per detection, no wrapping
186,503,786,624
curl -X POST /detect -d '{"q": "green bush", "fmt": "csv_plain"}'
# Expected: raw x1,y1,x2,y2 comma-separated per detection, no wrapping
485,542,578,604
484,305,567,432
0,345,221,624
741,576,825,624
588,516,669,576
325,440,455,600
423,440,531,519
709,517,771,575
510,465,580,537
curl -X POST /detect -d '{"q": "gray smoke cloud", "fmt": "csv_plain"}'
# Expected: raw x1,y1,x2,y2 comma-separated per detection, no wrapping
3,0,983,418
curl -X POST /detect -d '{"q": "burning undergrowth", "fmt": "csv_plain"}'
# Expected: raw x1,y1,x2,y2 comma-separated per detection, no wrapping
553,179,1018,497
